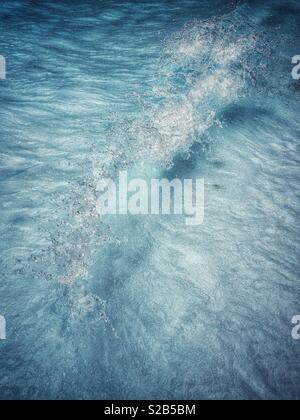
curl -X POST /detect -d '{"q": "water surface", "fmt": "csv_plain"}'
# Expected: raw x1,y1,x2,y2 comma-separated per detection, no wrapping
0,0,300,400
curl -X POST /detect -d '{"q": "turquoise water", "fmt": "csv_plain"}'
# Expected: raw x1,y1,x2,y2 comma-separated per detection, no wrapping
0,0,300,400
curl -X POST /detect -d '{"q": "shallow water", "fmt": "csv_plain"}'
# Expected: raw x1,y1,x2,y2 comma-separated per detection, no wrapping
0,0,300,400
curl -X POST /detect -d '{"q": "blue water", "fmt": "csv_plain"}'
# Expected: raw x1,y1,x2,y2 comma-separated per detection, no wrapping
0,0,300,400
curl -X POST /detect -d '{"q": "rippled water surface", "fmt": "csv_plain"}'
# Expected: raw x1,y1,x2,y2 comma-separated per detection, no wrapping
0,0,300,400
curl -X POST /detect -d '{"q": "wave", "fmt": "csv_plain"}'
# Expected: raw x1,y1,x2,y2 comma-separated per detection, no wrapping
21,7,270,296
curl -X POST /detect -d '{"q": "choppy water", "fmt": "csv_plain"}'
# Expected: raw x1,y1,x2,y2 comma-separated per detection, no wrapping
0,0,300,400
